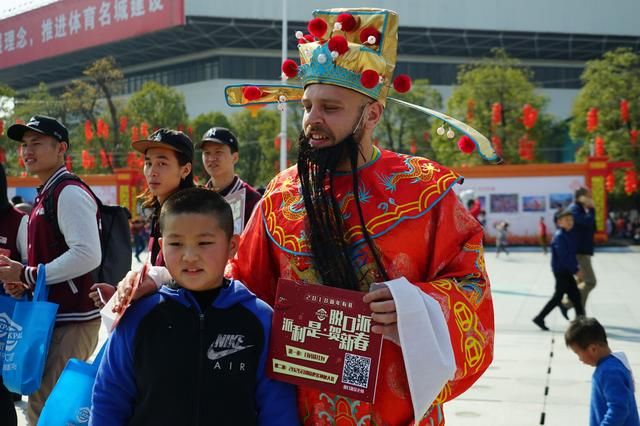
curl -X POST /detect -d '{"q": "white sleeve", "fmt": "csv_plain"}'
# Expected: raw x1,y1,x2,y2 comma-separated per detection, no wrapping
148,266,172,289
384,276,456,421
44,185,102,284
16,215,28,263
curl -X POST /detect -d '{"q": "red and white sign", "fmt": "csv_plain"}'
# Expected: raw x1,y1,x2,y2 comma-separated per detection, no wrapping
0,0,185,69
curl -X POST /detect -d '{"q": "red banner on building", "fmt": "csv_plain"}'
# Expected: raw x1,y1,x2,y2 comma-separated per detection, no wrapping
0,0,185,69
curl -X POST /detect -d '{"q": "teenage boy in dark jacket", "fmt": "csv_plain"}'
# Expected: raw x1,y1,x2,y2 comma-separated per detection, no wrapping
533,209,585,330
90,188,297,426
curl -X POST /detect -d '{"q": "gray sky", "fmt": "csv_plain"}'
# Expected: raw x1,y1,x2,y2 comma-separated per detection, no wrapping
1,0,58,20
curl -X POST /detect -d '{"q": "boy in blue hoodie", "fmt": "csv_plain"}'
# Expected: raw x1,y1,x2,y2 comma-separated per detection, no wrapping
565,317,639,426
90,187,298,426
533,208,585,330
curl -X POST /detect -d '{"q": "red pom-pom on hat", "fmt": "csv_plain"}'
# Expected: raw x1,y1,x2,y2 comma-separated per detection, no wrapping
282,59,299,78
360,70,380,89
393,74,412,93
337,13,357,32
457,135,476,154
242,86,262,101
308,18,328,39
360,27,381,45
328,35,349,55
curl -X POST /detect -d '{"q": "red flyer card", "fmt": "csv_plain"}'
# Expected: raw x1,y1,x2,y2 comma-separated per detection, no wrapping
268,278,383,402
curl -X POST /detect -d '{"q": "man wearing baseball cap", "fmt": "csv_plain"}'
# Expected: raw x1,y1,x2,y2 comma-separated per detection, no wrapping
199,127,261,231
0,115,101,425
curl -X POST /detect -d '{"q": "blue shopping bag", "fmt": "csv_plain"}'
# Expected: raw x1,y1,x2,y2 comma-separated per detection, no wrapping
2,265,58,395
0,293,19,372
38,343,106,426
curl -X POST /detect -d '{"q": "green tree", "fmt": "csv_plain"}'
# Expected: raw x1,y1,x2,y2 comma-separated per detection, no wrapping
1,84,18,174
438,49,550,166
569,47,640,192
12,82,67,123
374,79,442,159
229,108,281,187
127,81,188,130
83,57,124,152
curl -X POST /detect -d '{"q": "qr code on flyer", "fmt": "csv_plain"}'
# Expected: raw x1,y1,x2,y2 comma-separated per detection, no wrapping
341,353,371,388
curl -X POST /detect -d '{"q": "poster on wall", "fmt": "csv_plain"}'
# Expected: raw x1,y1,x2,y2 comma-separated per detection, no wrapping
490,194,518,213
549,193,573,210
522,196,546,212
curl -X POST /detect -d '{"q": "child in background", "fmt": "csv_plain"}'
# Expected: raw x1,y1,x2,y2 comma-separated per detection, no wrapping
496,221,509,257
90,187,298,425
565,317,640,426
533,209,584,330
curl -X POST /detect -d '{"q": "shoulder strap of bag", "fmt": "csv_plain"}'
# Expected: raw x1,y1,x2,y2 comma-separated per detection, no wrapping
33,264,48,302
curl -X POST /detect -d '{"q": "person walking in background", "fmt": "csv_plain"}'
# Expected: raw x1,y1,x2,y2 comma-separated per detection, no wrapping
539,216,549,254
562,187,597,316
565,317,640,426
130,217,147,263
496,221,510,257
571,187,597,306
533,209,584,330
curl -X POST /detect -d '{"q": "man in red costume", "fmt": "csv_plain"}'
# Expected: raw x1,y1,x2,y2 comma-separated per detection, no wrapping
225,7,496,426
117,7,497,425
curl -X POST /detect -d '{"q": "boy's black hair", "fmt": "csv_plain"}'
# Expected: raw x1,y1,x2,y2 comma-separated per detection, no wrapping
159,187,234,238
565,317,608,349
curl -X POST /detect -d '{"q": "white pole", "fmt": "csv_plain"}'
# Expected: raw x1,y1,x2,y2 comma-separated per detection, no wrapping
279,0,288,172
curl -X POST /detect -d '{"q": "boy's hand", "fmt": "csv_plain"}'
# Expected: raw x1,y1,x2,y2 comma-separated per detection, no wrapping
363,283,400,346
89,283,116,309
112,270,157,313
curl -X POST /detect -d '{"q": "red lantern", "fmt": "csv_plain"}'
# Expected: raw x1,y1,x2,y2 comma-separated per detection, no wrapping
586,107,598,133
108,152,114,167
491,135,503,157
630,129,639,147
18,155,25,169
0,147,6,164
84,120,94,144
466,99,475,122
127,152,138,169
187,127,193,137
594,136,606,157
605,173,615,192
140,122,149,139
119,116,128,134
491,103,502,126
624,169,638,194
423,131,430,142
409,139,417,155
521,104,538,130
131,126,139,142
518,136,536,161
99,149,108,168
0,119,4,135
620,99,629,124
65,156,72,171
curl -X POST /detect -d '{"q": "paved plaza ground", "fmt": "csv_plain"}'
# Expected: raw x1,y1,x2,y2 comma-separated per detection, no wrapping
16,247,640,425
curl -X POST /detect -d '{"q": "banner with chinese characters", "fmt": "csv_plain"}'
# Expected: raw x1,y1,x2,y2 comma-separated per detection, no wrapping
268,279,383,402
0,0,185,69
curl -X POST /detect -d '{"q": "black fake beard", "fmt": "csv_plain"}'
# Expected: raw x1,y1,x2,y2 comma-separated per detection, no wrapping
297,130,389,290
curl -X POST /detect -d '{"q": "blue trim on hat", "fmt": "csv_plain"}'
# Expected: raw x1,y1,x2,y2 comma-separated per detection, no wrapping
299,43,383,99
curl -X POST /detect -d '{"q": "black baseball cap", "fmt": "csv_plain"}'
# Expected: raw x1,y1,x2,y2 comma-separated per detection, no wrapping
199,127,238,153
132,128,194,161
8,115,70,145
